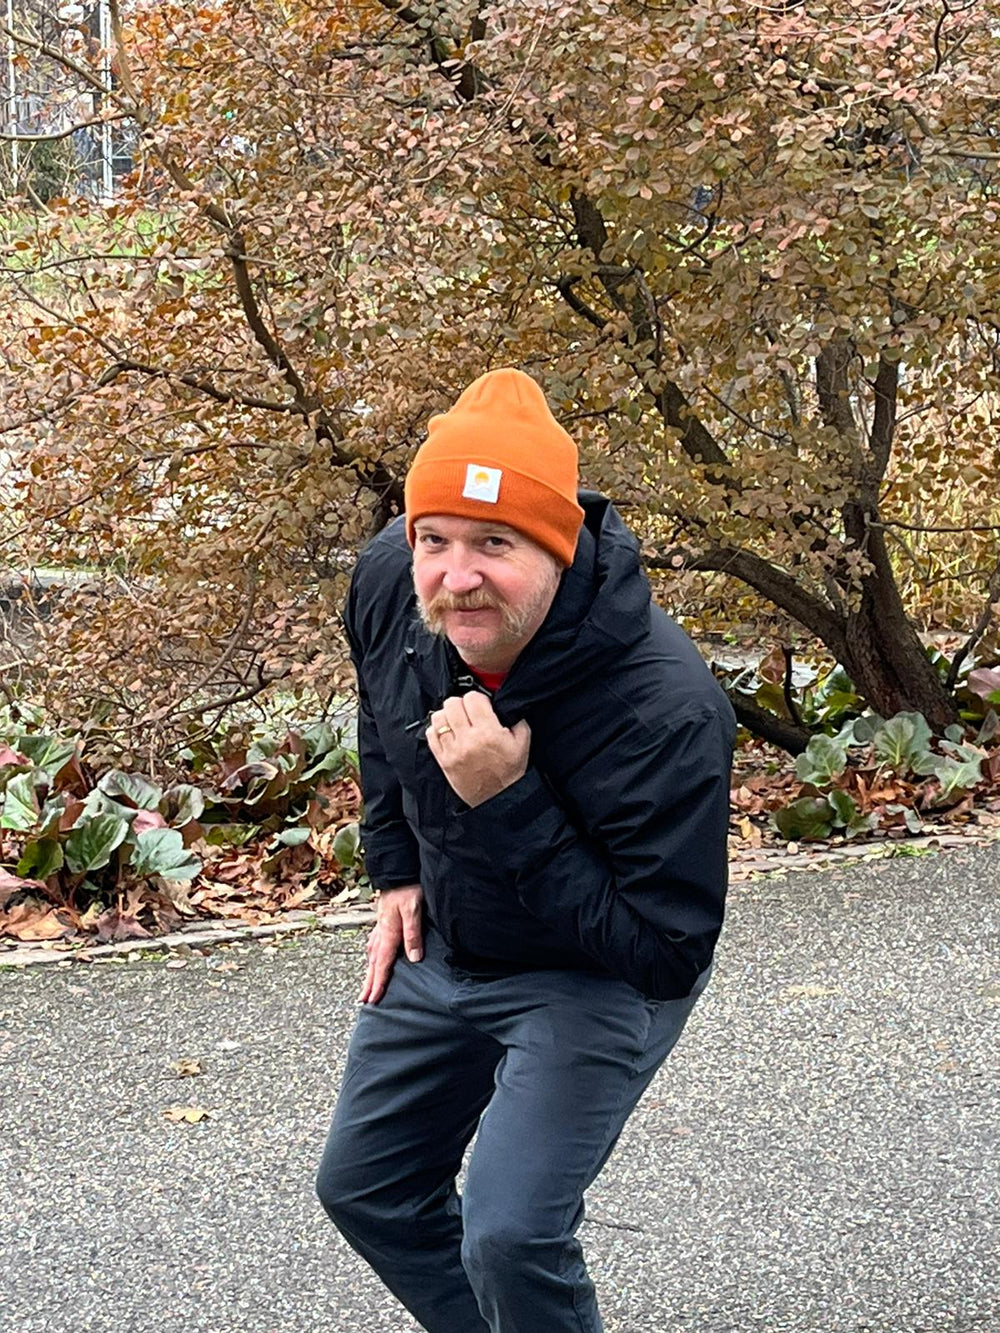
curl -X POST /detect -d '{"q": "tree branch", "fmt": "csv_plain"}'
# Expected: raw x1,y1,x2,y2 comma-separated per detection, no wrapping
225,230,311,401
868,352,899,479
97,359,301,413
815,340,857,440
656,380,736,477
932,1,949,75
144,545,268,724
234,233,403,516
553,275,607,330
782,645,803,730
379,0,734,488
0,22,128,113
106,0,140,105
377,0,485,96
726,691,811,755
647,543,847,657
872,518,1000,534
0,463,141,547
0,114,127,144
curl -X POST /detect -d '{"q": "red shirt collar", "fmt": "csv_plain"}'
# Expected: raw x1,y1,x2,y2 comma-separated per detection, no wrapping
468,665,508,693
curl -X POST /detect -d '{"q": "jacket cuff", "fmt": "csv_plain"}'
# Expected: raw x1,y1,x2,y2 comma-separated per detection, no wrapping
458,768,567,872
362,837,422,890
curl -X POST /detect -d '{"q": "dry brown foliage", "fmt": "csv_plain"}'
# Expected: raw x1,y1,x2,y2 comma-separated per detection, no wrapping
2,1,1000,754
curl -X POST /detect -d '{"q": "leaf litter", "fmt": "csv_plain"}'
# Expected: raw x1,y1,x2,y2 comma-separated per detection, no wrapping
1,775,365,952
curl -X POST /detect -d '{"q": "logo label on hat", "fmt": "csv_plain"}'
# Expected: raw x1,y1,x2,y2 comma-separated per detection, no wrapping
462,464,502,503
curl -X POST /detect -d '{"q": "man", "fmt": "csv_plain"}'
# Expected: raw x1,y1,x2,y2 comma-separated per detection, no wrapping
317,368,735,1332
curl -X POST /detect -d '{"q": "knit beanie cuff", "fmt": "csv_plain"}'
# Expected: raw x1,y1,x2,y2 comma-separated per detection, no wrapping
405,457,584,567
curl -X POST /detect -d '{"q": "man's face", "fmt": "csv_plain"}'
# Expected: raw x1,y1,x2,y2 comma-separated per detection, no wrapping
412,515,563,673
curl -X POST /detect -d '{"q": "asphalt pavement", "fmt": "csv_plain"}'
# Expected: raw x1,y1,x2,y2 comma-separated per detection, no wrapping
1,840,997,1333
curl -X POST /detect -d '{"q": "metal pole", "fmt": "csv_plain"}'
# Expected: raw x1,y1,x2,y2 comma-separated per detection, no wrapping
99,0,112,201
5,0,17,185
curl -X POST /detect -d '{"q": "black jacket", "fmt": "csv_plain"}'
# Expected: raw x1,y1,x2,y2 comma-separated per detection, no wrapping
344,493,736,1001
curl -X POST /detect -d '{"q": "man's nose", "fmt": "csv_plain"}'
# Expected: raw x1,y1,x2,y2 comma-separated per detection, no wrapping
441,548,483,594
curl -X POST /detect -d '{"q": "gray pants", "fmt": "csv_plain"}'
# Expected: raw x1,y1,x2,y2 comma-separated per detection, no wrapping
317,927,708,1333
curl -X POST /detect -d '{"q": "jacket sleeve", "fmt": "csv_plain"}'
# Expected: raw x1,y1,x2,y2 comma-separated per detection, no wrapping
353,679,423,890
343,569,422,892
456,704,734,1000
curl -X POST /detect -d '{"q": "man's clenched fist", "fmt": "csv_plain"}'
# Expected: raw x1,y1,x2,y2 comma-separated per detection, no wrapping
426,692,531,807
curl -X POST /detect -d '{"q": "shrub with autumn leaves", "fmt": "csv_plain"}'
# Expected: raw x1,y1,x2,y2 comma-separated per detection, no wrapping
2,1,1000,764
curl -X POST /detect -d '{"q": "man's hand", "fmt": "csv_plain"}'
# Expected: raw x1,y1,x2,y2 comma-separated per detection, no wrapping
360,883,423,1005
426,692,531,807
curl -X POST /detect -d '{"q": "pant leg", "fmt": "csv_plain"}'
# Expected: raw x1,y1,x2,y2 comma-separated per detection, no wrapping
459,967,710,1333
316,937,502,1333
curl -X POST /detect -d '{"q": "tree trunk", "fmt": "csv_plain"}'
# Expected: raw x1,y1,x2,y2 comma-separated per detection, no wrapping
835,501,959,730
652,533,960,742
839,592,958,730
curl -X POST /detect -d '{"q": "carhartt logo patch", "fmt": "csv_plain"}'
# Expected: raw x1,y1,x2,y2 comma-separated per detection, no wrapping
462,464,502,503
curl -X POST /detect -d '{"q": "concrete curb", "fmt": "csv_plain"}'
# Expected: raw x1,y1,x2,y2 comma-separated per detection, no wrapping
729,827,999,879
0,907,375,969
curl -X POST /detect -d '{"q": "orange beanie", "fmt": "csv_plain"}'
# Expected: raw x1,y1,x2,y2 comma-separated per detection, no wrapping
404,368,585,567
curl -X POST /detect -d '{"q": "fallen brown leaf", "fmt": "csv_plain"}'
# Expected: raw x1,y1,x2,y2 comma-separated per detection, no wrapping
0,901,73,941
94,905,151,943
0,870,48,912
280,884,317,910
163,1104,211,1124
158,878,198,917
170,1058,203,1077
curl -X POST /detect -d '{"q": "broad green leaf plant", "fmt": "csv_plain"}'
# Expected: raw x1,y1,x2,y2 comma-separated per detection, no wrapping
773,710,997,842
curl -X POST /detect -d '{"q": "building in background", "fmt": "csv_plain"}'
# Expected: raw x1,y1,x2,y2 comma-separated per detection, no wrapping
3,0,133,200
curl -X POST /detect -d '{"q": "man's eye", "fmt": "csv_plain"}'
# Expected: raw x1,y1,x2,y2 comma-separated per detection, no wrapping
484,536,509,550
418,534,444,547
